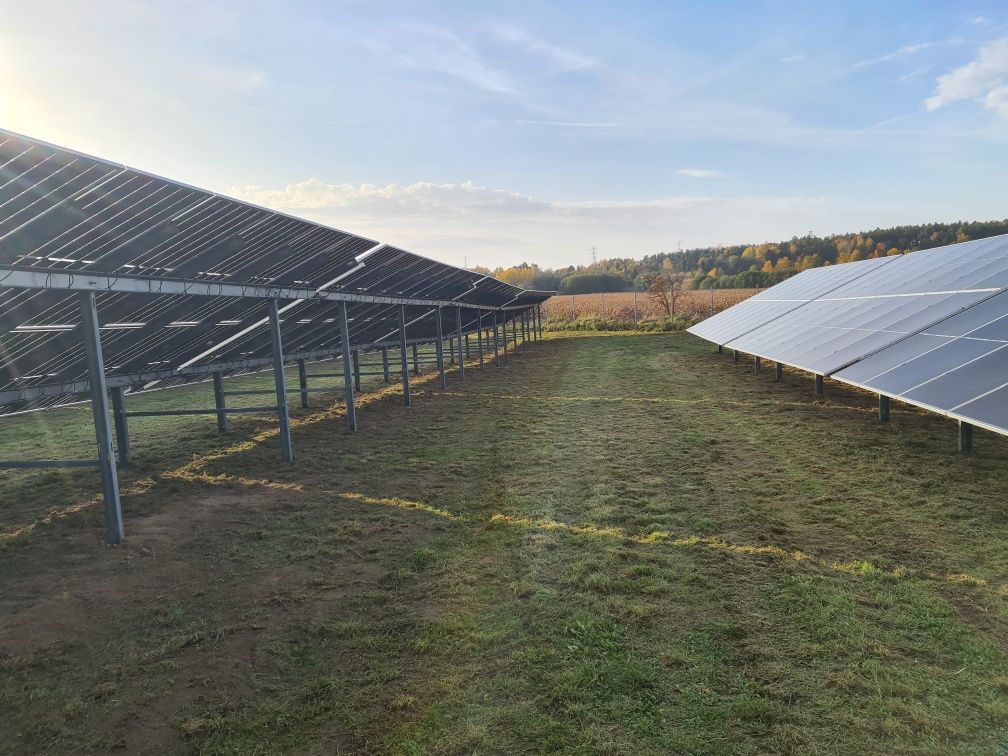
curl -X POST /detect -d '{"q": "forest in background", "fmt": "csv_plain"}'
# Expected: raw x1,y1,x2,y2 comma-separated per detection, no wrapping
478,218,1008,293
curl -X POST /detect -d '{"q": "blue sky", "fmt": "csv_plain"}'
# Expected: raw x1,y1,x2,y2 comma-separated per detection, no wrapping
3,1,1008,268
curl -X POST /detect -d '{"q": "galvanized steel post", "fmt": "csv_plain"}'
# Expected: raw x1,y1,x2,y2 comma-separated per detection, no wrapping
455,305,465,380
213,371,228,432
815,374,824,396
477,311,485,370
381,347,390,382
959,421,973,453
352,350,361,392
110,385,131,467
297,358,309,408
412,344,420,376
268,299,294,462
879,395,890,422
338,301,357,432
434,307,446,388
493,310,501,366
399,306,412,406
502,310,509,365
79,290,124,544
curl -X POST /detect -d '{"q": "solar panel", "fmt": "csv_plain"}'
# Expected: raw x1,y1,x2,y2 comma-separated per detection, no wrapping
706,236,1008,375
686,256,895,346
832,289,1008,434
0,129,552,412
689,233,1008,438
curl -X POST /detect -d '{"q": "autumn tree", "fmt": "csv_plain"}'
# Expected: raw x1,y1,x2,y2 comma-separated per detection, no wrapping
644,258,687,317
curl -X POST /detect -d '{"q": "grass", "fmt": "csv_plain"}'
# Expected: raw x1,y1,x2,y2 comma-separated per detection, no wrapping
1,332,1008,754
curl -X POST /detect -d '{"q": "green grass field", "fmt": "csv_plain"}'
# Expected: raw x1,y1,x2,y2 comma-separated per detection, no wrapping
2,332,1007,754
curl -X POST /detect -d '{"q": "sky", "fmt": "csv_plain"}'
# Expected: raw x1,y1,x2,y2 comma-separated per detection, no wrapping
3,1,1008,269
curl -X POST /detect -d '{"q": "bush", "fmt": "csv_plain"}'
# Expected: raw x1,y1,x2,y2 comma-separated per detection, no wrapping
543,315,699,333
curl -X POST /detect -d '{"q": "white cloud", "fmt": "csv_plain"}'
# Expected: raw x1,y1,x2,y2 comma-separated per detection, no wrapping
677,168,725,178
227,178,844,268
779,55,805,63
969,16,992,27
926,37,1008,115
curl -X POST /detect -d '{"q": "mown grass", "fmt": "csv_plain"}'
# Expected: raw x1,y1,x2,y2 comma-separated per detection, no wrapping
1,332,1007,754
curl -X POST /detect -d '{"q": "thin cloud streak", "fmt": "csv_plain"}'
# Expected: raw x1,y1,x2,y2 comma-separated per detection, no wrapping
678,168,725,178
514,119,618,127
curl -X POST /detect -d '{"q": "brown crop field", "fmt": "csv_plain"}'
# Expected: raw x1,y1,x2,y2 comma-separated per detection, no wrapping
541,289,757,323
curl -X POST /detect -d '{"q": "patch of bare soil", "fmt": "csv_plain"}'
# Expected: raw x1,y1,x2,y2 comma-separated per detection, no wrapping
0,476,429,753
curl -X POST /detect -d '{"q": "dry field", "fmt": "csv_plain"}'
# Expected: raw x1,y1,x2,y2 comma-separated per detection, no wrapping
541,289,757,322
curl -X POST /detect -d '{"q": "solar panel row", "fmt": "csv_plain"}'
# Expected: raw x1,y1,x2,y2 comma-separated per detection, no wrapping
688,234,1008,437
0,129,550,411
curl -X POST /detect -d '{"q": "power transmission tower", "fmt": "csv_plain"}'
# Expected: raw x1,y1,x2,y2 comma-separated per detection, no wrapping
590,245,597,265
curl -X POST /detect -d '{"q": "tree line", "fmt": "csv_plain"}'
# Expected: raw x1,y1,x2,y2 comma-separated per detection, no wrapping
476,219,1008,293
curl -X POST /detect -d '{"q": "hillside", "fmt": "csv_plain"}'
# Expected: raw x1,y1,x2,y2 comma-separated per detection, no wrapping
484,218,1008,293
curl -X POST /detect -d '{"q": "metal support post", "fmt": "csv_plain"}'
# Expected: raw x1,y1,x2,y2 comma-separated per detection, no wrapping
352,350,361,392
493,311,501,366
815,374,824,396
381,347,390,382
477,312,485,370
537,304,543,339
502,310,509,365
456,305,465,380
449,336,455,364
268,299,294,462
511,315,517,354
754,356,761,373
338,301,357,432
959,421,973,454
733,349,739,363
465,333,470,359
879,395,890,422
774,362,783,382
79,290,124,544
399,306,412,406
110,385,131,467
412,344,420,376
213,371,229,432
434,307,446,388
718,344,723,354
297,359,309,408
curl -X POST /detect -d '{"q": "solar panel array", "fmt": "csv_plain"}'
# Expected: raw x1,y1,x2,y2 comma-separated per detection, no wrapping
0,129,550,412
688,234,1008,436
